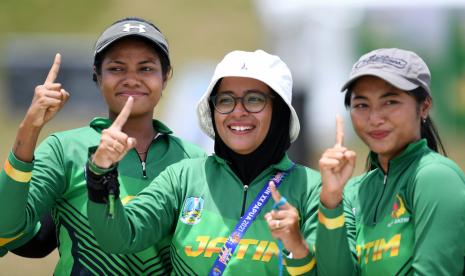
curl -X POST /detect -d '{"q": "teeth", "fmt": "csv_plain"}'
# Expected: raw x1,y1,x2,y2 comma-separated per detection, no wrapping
230,126,252,131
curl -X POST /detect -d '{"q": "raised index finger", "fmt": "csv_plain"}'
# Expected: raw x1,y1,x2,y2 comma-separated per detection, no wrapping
44,53,61,84
269,181,282,203
111,97,134,130
335,114,344,148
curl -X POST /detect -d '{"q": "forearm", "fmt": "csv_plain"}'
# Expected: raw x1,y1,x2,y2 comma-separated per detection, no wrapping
0,152,33,235
87,200,138,253
412,165,465,275
87,189,163,254
1,135,65,237
10,214,57,258
316,203,358,276
0,223,41,255
13,120,42,163
86,162,163,254
86,162,135,253
285,178,320,276
283,232,315,275
285,231,316,275
286,253,316,276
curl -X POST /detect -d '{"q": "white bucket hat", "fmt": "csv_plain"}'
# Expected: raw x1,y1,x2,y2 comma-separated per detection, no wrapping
196,49,300,143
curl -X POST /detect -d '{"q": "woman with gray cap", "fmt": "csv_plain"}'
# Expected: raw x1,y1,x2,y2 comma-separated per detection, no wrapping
0,17,204,275
85,49,321,275
316,48,465,275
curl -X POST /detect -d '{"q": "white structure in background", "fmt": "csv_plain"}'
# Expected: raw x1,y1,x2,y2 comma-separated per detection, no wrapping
160,0,465,158
254,0,465,153
160,62,215,154
254,0,362,152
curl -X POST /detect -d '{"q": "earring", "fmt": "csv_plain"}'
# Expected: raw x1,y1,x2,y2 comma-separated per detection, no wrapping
422,118,426,124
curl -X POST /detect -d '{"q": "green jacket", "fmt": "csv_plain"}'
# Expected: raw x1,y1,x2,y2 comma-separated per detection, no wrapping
316,139,465,275
88,154,321,275
0,223,41,257
0,118,205,275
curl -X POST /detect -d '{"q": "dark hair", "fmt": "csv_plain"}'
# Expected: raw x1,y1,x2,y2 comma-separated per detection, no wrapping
345,85,447,170
408,87,447,155
92,17,172,83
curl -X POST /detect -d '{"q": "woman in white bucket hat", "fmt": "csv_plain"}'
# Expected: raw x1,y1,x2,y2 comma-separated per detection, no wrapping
86,49,321,275
316,48,465,275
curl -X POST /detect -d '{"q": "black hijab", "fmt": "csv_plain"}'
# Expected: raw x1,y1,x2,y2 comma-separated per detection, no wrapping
211,84,291,186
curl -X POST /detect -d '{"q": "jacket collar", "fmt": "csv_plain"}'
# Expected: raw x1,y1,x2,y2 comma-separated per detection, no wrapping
369,139,429,173
89,117,173,135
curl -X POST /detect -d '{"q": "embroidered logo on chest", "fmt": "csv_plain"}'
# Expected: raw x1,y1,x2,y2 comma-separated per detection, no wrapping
180,197,204,225
388,194,410,227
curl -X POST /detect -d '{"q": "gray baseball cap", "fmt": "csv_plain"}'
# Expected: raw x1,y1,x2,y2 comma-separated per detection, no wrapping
341,48,431,94
93,19,169,60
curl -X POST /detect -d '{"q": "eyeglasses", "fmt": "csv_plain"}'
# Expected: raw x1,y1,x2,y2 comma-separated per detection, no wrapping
210,91,274,114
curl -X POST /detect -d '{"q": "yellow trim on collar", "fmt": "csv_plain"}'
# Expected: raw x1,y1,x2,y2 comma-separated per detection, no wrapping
318,210,345,230
286,257,316,276
4,160,32,183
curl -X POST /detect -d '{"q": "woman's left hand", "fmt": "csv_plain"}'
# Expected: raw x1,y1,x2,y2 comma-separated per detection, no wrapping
264,182,309,259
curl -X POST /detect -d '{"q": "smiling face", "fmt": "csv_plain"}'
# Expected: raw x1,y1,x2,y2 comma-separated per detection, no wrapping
96,37,167,120
349,76,431,166
213,77,273,155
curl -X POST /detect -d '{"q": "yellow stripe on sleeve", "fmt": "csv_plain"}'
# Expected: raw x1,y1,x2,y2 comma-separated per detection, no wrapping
0,233,23,246
3,160,32,183
121,196,135,205
318,210,345,230
286,257,316,276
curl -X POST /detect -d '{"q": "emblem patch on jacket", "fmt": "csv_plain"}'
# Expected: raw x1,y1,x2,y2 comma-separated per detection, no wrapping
180,197,204,225
387,194,410,227
391,194,406,219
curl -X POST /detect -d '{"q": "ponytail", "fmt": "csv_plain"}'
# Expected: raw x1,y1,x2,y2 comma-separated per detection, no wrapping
411,87,447,156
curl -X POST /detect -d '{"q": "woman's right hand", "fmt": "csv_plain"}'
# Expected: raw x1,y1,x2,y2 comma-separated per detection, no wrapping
319,115,356,209
13,53,70,162
92,97,137,169
24,53,70,128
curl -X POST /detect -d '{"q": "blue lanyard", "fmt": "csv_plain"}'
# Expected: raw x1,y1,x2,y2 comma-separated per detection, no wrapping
272,197,288,276
209,164,295,276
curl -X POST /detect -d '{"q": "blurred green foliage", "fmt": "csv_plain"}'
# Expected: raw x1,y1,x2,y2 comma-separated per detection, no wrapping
0,0,263,64
0,2,263,273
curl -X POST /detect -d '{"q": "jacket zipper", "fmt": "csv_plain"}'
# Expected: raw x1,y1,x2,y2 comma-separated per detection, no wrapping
373,172,388,223
141,161,147,178
136,144,153,179
135,133,160,178
240,185,249,217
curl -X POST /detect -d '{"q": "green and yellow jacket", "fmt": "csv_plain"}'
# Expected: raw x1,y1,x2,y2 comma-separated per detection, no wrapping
88,154,321,275
0,118,205,275
317,139,465,275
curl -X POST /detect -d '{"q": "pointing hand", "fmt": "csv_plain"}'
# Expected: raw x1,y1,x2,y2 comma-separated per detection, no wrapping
318,115,356,209
92,97,137,169
25,53,70,128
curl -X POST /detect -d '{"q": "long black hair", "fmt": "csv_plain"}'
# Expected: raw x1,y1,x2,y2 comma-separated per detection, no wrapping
344,85,447,170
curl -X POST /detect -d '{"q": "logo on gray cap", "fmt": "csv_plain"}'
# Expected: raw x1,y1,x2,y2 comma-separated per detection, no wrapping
340,48,432,94
355,54,407,69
